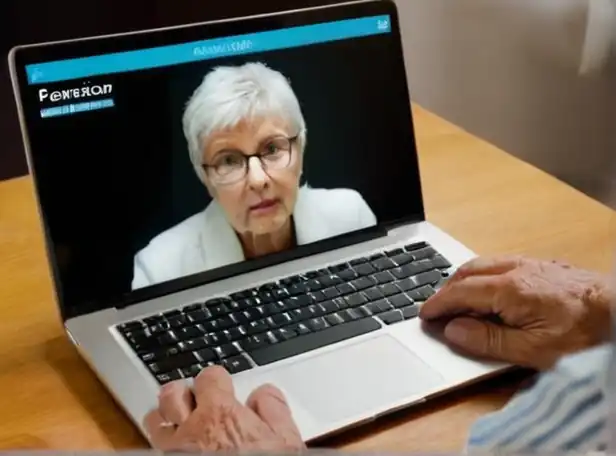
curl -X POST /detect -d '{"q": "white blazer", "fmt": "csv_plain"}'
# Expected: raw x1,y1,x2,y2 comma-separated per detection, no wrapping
132,187,377,290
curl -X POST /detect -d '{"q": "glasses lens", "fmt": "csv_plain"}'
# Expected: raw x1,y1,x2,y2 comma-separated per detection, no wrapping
211,152,246,184
260,137,292,169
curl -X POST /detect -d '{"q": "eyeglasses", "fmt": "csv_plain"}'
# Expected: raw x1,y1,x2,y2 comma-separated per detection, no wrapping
202,135,299,186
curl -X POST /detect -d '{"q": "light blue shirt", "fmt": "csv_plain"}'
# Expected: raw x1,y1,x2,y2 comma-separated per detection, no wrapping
467,345,612,454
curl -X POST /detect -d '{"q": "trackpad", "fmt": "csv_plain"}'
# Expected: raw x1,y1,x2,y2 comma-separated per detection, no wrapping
273,335,444,423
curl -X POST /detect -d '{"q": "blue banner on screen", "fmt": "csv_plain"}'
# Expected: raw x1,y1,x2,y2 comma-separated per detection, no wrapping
40,98,115,118
25,15,392,85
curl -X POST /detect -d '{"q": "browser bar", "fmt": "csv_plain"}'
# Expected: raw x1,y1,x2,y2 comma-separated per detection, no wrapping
25,15,392,85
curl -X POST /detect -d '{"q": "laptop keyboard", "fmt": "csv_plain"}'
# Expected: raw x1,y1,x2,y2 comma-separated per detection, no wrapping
117,241,452,385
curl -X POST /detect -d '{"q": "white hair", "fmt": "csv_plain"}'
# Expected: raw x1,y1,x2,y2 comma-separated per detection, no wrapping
182,62,307,182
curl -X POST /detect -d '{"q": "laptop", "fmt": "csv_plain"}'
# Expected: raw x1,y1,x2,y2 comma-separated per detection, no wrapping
9,0,505,444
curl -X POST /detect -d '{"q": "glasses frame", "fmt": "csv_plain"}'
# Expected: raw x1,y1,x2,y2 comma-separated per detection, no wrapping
201,134,300,186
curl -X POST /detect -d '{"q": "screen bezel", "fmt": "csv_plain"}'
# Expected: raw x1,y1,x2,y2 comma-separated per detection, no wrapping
10,0,425,321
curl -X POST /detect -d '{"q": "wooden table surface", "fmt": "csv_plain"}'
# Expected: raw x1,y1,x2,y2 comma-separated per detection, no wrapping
0,105,614,451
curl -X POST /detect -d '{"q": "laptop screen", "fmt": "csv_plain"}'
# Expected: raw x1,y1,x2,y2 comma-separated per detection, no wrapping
11,1,423,318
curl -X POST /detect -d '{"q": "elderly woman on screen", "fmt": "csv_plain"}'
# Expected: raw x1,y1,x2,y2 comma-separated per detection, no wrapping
132,62,376,290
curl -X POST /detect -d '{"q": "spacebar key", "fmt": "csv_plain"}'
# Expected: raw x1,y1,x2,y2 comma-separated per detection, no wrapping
248,318,381,366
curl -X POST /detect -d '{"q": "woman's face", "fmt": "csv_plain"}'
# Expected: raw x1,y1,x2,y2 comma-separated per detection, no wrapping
202,116,303,236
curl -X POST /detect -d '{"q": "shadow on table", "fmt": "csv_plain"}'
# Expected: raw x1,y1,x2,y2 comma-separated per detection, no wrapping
44,336,147,450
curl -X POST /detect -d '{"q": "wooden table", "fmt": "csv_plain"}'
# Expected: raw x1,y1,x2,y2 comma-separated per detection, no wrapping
0,105,613,451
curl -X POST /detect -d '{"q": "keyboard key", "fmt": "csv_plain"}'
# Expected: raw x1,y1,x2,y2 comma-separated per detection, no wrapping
273,288,290,300
325,313,345,326
247,318,382,366
182,303,204,313
182,364,204,378
149,352,199,373
338,269,359,281
306,317,329,332
341,308,364,321
162,310,182,319
337,283,355,295
230,289,256,300
330,263,350,273
305,279,323,291
413,271,442,288
274,328,298,341
366,300,383,314
355,263,376,276
387,248,405,257
363,286,384,302
373,271,395,284
157,331,178,347
379,310,404,325
407,285,437,302
369,252,386,261
167,314,188,329
391,252,414,267
410,247,437,260
156,370,182,385
245,319,269,335
389,293,414,308
143,315,165,326
176,326,203,341
350,276,375,291
433,255,453,269
404,241,428,252
196,348,217,363
379,283,400,297
215,344,241,359
322,287,341,299
224,326,247,341
178,338,208,352
268,313,293,327
288,282,309,296
223,355,253,374
239,334,270,351
344,293,368,308
186,309,211,323
396,277,418,292
350,257,368,266
319,275,342,288
208,301,231,317
375,299,394,313
372,257,396,271
321,300,340,314
401,305,419,320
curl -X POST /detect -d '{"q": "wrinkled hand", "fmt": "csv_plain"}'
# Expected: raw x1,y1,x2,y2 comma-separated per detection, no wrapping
419,256,612,370
145,366,305,452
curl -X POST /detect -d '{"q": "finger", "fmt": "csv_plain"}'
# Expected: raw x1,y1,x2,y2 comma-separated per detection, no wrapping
159,381,195,425
449,256,521,283
193,365,235,405
420,275,505,320
246,384,303,444
144,409,177,450
443,317,537,367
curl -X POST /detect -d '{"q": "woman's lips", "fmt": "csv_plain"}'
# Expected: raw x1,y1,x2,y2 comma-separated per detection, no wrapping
249,199,279,214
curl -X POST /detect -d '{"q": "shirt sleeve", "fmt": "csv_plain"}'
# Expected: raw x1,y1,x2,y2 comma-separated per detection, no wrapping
466,345,611,454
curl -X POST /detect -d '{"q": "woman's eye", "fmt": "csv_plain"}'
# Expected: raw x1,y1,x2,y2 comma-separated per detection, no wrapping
264,143,280,155
218,154,243,168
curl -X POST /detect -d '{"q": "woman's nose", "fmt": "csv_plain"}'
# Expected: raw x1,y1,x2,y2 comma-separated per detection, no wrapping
246,156,268,188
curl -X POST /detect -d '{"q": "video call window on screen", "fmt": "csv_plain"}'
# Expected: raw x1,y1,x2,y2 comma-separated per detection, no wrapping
20,13,421,310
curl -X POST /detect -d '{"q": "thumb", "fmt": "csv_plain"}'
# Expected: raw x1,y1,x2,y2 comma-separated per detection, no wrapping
246,384,304,446
443,317,533,366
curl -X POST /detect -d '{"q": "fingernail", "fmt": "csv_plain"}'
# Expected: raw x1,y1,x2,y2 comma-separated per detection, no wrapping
445,321,468,344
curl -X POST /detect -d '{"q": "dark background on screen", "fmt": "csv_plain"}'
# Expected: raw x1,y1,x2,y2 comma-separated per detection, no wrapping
0,0,347,181
20,32,421,314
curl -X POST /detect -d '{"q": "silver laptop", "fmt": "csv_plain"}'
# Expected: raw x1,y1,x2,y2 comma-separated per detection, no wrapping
9,0,504,444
